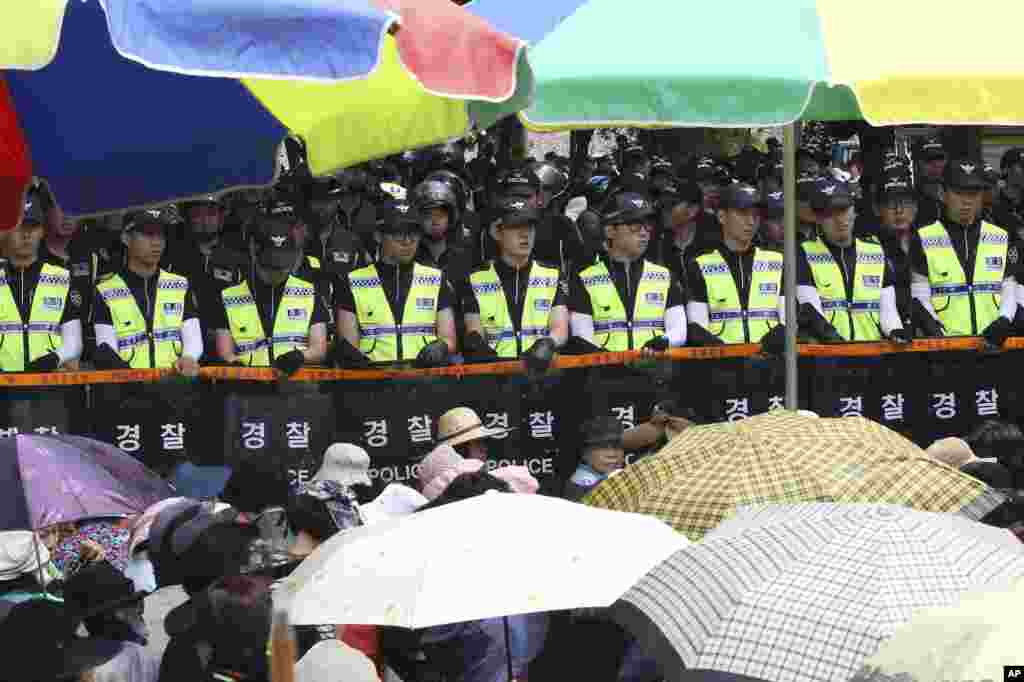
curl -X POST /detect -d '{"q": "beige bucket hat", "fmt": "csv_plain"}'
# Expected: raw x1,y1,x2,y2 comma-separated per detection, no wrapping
435,407,515,448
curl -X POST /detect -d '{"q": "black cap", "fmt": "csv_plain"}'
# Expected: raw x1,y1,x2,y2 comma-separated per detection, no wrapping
1002,147,1024,171
254,219,299,269
495,196,540,227
123,207,175,234
498,168,541,197
943,158,990,190
919,137,946,161
602,192,655,225
876,171,915,201
375,199,424,234
811,178,854,211
759,189,784,218
718,183,761,210
657,178,703,209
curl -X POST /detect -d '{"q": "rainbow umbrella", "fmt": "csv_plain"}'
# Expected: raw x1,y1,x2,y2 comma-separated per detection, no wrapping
0,0,531,223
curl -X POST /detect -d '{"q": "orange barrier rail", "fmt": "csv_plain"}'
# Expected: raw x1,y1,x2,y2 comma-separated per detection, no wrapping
0,337,1020,387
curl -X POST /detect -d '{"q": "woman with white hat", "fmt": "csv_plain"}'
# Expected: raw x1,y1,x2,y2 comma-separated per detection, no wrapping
434,407,514,462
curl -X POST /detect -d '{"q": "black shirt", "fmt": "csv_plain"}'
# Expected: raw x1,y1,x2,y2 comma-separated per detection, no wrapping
568,253,686,316
795,238,896,299
208,274,329,337
334,261,455,324
93,268,199,326
686,244,787,305
1,259,82,325
458,258,568,327
908,218,1021,282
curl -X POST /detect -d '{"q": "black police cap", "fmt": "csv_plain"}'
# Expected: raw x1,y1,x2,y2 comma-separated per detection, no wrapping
718,183,761,210
943,158,990,190
602,192,655,225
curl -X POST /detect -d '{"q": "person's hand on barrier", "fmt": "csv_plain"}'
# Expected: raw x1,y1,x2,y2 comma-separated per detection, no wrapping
760,324,787,357
981,316,1013,351
887,328,913,345
464,331,499,362
522,337,557,375
640,335,670,358
92,344,131,370
685,323,725,347
174,356,200,378
332,339,372,369
911,300,945,338
273,349,306,377
26,352,60,372
415,340,451,369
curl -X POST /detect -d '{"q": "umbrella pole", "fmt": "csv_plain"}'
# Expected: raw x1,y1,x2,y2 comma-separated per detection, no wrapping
31,531,47,595
503,615,514,681
783,122,799,410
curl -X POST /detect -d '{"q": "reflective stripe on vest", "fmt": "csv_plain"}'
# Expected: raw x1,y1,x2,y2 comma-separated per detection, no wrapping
97,271,187,369
221,276,314,367
801,238,885,341
696,249,782,344
579,260,669,351
470,262,559,358
919,221,1007,336
0,263,69,371
349,263,441,362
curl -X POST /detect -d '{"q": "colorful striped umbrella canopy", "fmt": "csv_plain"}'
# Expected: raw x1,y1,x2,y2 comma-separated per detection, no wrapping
584,411,1005,541
0,0,531,224
469,0,1024,131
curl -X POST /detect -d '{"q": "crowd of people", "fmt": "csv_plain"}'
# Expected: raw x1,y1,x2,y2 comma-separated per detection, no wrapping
5,131,1024,378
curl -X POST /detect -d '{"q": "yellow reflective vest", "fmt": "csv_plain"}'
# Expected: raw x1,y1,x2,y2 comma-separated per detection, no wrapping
579,259,670,351
801,238,885,341
221,275,315,367
348,263,441,362
470,261,560,358
919,221,1008,336
696,248,783,344
0,263,70,371
96,270,188,369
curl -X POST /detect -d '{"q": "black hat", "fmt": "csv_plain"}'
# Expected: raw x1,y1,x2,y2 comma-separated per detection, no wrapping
254,218,300,269
811,178,854,211
123,206,175,234
919,137,946,161
876,171,915,202
375,199,424,234
0,599,123,682
602,192,655,225
719,183,761,210
657,178,703,209
498,168,541,198
21,187,45,226
495,195,541,227
64,560,147,620
759,189,784,218
580,416,625,450
943,158,990,190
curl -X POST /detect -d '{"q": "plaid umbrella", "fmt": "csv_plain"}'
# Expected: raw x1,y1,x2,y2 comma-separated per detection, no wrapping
850,575,1024,682
585,411,1004,540
613,503,1024,682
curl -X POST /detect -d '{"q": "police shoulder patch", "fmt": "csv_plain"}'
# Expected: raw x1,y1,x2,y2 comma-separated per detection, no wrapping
69,290,83,309
97,273,115,283
1010,246,1019,265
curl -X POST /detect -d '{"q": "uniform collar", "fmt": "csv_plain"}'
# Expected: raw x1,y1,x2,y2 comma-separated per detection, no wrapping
493,257,532,277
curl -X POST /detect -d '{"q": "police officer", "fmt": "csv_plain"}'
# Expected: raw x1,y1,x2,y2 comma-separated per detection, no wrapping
92,209,202,375
685,183,787,351
650,178,705,276
991,148,1024,241
211,216,328,373
334,200,457,365
460,196,568,361
795,179,907,342
410,179,476,285
0,189,83,372
913,137,947,228
568,192,686,352
909,158,1018,345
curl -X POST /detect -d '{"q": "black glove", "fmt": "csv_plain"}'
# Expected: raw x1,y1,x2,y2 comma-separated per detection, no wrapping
887,328,913,344
798,303,844,343
415,339,451,369
642,336,670,352
982,316,1014,348
27,352,60,372
92,344,130,370
273,349,305,376
463,331,499,361
911,299,945,338
760,324,787,356
522,337,557,374
561,336,604,355
331,338,371,369
686,323,725,347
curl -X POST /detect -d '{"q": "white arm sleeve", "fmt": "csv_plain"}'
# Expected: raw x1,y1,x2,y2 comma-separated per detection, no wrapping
570,313,595,342
777,295,786,322
181,318,204,360
95,323,117,352
911,272,940,321
665,305,687,347
796,285,823,316
999,277,1017,321
685,301,710,329
55,320,82,365
879,286,903,336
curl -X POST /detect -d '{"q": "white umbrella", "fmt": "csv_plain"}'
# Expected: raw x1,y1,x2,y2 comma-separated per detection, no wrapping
277,491,688,628
614,503,1024,682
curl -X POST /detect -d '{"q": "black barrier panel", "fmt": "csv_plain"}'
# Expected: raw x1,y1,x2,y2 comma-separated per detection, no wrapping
0,386,80,437
913,351,1012,445
694,358,792,423
91,382,206,476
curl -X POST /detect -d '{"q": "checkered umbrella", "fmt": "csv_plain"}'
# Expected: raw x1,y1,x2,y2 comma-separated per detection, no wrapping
613,503,1024,682
585,411,1004,540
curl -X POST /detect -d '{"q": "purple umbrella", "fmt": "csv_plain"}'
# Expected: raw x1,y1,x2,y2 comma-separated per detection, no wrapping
0,434,173,530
